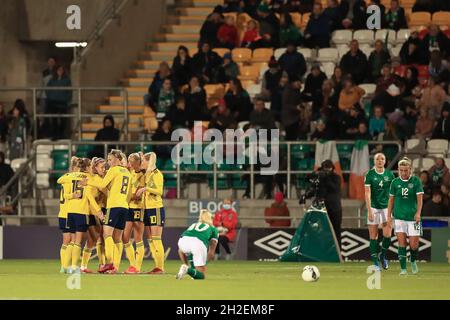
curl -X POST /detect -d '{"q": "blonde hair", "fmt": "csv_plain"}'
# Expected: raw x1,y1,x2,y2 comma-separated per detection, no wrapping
143,152,157,172
109,149,124,161
90,157,105,175
128,152,142,164
198,209,213,225
70,156,79,172
374,153,386,161
398,157,412,167
120,152,128,167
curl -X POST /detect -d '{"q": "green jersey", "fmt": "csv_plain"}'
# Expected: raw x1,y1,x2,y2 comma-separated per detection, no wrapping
389,175,424,221
182,222,219,249
364,168,395,209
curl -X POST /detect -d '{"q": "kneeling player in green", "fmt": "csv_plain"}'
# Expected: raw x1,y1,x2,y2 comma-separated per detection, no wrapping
176,210,218,280
388,157,423,275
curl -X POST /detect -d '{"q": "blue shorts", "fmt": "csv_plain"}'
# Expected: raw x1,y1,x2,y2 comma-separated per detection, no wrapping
127,208,144,222
67,213,89,233
58,218,70,233
144,207,165,227
89,215,100,226
105,207,127,230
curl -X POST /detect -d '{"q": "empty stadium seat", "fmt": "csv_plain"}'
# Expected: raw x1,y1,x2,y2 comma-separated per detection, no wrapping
432,12,450,28
353,30,375,45
445,158,450,169
412,158,435,171
405,138,426,154
213,48,231,58
409,12,431,28
274,48,286,60
252,48,274,63
427,139,449,155
246,83,262,98
360,46,373,59
320,62,336,78
390,46,402,58
358,84,376,97
396,29,411,45
337,45,350,59
37,155,53,172
36,173,50,189
375,29,396,45
317,48,339,63
259,64,269,80
332,30,353,45
232,48,252,62
10,158,27,172
204,84,225,99
298,48,314,61
238,65,260,81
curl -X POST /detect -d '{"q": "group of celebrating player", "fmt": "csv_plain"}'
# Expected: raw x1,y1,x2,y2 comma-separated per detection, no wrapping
365,153,423,275
57,149,219,280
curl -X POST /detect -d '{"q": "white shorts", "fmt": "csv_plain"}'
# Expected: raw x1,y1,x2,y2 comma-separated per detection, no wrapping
178,236,208,267
367,208,389,225
394,219,422,237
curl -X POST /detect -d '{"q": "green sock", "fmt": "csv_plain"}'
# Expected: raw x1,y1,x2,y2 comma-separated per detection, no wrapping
369,239,379,266
379,237,391,260
187,267,205,280
187,254,194,268
410,249,418,263
398,247,407,270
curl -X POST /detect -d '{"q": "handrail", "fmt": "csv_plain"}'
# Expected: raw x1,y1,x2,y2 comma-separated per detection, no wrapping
0,155,35,197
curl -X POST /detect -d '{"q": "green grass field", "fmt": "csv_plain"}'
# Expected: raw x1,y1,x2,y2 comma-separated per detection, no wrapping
0,260,449,300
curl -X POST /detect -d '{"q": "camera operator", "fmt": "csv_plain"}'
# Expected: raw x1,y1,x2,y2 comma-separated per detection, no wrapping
317,160,342,244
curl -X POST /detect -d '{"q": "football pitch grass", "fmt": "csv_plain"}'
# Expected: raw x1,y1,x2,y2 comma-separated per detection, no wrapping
0,260,449,300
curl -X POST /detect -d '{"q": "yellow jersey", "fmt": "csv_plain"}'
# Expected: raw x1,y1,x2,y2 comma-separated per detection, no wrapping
129,170,146,209
144,169,164,209
91,174,107,210
57,174,76,219
89,166,132,209
57,172,99,215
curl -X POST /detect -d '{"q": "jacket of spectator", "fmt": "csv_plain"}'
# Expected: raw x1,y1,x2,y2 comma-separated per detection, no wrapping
249,103,276,130
303,68,327,98
192,46,223,82
422,193,448,217
217,22,239,49
167,99,189,129
340,107,366,139
0,152,14,189
262,61,283,97
46,73,72,105
213,207,239,242
264,192,291,227
217,53,240,83
340,49,368,84
224,85,253,123
338,0,367,30
148,64,174,103
338,86,365,112
399,37,429,65
281,81,304,127
429,160,450,188
432,103,450,140
384,6,407,31
278,46,307,80
183,82,209,125
304,11,331,48
209,100,235,132
414,109,434,139
199,13,223,47
256,5,280,46
279,23,302,48
419,80,447,119
322,1,341,32
0,104,7,144
368,49,391,82
172,47,193,86
91,115,120,158
422,29,450,57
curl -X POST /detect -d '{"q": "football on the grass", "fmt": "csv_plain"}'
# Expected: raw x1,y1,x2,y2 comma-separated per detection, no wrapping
302,265,320,282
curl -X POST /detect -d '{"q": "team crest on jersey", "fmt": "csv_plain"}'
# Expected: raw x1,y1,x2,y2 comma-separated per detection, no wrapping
408,183,413,188
384,176,389,181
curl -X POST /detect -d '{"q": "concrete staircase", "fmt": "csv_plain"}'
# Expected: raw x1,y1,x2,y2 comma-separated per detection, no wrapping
82,0,221,140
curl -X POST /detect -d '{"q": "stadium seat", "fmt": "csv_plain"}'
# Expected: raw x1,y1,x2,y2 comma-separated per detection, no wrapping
353,30,375,45
320,62,336,78
259,64,269,81
337,45,350,59
10,158,27,172
289,12,302,28
274,48,286,60
238,121,249,129
232,48,252,63
358,84,376,97
360,46,373,59
331,30,353,45
246,83,262,98
418,157,435,171
36,173,50,189
213,48,231,58
375,29,396,45
240,80,257,90
390,46,402,58
317,48,339,63
238,65,260,81
252,48,274,63
445,158,450,169
408,12,431,28
427,139,449,155
301,13,310,29
37,155,53,172
405,138,426,155
432,12,450,28
204,84,225,99
396,29,411,45
298,48,314,62
236,13,252,30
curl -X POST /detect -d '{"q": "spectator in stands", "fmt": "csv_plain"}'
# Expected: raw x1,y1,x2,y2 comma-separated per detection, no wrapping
341,106,366,139
368,40,391,83
372,83,401,115
375,64,395,96
90,115,120,158
412,0,440,15
282,76,307,140
304,2,331,49
303,64,327,100
311,118,334,140
38,57,56,134
323,0,341,32
242,0,260,18
399,31,429,65
46,65,72,140
312,79,339,123
147,62,173,106
419,76,447,120
402,103,419,138
384,0,407,31
355,122,372,140
340,40,368,84
199,12,223,47
419,170,433,203
429,157,450,188
223,0,243,12
369,105,386,139
192,42,223,84
440,184,450,209
270,72,289,122
422,189,448,217
172,46,193,87
167,96,189,129
330,66,344,96
224,78,253,122
213,199,239,260
152,119,173,161
217,52,240,83
217,15,240,49
8,100,30,160
262,57,283,100
338,0,367,30
183,75,209,125
249,97,276,130
0,103,7,153
439,62,450,87
264,191,291,227
142,105,158,136
154,78,176,115
0,151,13,184
414,108,434,139
402,66,419,97
209,98,236,132
429,50,448,78
278,42,307,80
338,76,365,113
432,102,450,140
256,3,280,47
241,19,261,48
279,12,302,48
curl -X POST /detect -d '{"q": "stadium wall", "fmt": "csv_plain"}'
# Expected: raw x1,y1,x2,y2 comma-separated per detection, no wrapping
0,226,444,262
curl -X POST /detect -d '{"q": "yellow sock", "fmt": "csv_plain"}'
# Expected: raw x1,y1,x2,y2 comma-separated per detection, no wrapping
81,247,93,269
96,242,105,265
135,241,145,272
148,238,156,260
113,241,123,270
124,242,136,268
60,245,67,269
152,236,164,271
104,236,115,264
71,243,82,269
64,243,73,269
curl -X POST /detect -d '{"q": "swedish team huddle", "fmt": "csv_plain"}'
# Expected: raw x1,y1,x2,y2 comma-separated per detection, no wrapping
365,154,424,275
57,149,218,280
